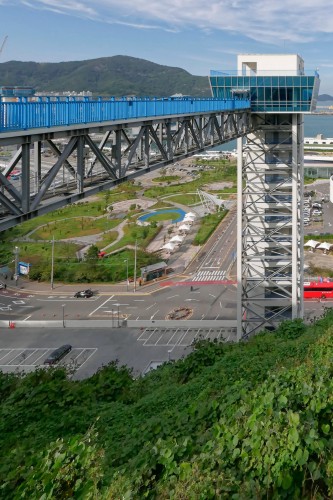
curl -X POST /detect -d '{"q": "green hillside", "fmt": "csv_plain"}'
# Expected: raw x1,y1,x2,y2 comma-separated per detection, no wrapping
2,312,333,497
0,56,211,97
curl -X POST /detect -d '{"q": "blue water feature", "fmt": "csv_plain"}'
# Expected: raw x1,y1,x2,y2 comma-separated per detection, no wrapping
138,208,187,224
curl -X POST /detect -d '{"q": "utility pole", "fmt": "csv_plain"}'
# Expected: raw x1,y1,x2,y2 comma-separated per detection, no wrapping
124,259,129,291
134,240,137,292
50,236,55,289
13,246,19,287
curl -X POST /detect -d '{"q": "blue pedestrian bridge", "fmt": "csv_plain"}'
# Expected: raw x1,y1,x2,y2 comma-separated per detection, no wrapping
0,96,250,133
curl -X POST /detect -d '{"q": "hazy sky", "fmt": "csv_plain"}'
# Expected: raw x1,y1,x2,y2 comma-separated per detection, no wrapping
1,0,333,93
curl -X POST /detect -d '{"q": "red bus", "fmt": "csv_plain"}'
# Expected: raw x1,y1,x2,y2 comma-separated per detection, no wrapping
304,278,333,300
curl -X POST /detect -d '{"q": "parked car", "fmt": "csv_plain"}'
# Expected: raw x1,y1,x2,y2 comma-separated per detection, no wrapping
44,344,72,365
74,289,93,298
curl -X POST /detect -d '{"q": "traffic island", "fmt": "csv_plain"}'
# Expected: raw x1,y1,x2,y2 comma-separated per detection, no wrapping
166,306,193,320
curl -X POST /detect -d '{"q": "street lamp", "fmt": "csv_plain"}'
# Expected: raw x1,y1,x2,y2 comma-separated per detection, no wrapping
50,236,55,289
114,303,120,327
13,246,19,287
124,259,129,291
62,304,66,328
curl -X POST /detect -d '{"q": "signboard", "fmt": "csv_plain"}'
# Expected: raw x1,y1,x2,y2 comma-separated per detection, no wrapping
18,262,31,275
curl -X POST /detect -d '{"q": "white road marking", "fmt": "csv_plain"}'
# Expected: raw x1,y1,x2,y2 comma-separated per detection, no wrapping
146,303,156,311
12,300,25,304
23,315,32,321
150,310,159,319
134,299,145,302
167,295,179,299
209,294,216,298
89,295,114,317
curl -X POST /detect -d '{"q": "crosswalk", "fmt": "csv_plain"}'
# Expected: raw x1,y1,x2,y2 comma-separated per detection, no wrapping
192,270,227,282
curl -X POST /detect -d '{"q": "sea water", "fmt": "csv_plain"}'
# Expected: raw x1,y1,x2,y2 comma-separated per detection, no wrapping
216,105,333,151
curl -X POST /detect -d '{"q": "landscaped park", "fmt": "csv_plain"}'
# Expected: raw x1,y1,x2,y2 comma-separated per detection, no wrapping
0,157,236,284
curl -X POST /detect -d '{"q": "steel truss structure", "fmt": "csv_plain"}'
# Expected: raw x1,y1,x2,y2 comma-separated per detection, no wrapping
197,189,225,213
237,113,304,339
0,109,253,231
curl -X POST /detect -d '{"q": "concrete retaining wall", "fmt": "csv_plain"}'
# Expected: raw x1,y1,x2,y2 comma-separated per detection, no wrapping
0,319,237,329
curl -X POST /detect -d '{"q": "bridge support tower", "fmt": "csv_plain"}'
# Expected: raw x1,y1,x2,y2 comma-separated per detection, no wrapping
210,54,320,338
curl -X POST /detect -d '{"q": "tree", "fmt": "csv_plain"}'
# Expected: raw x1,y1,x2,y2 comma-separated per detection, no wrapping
86,245,99,260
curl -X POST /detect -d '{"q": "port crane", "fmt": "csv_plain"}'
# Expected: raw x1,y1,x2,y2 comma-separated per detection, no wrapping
0,35,8,58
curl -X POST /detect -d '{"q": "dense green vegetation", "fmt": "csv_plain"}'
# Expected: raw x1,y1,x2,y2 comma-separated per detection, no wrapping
0,56,210,97
2,313,333,497
193,210,228,245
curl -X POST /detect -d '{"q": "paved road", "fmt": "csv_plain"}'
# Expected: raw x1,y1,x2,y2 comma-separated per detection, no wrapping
0,325,236,378
0,279,237,323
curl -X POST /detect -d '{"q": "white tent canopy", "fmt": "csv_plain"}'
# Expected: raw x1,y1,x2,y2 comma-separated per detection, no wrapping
317,242,333,251
179,224,191,232
304,240,320,249
170,235,184,243
186,212,197,217
161,242,176,251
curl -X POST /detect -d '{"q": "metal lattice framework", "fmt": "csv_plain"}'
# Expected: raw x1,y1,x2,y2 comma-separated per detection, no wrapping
237,113,304,339
197,189,225,212
0,109,253,231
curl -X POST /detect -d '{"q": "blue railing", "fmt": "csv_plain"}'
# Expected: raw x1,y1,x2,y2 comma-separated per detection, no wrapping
0,96,250,133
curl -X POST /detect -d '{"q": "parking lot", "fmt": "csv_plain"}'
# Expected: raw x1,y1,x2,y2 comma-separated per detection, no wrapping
137,326,237,347
0,347,97,374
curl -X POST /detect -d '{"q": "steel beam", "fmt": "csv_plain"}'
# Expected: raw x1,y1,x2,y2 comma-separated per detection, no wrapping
237,113,304,339
0,109,252,231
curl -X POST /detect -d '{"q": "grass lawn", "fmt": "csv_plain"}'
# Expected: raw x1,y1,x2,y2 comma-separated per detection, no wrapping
164,193,201,205
31,217,123,240
104,223,162,252
97,231,119,248
15,241,81,267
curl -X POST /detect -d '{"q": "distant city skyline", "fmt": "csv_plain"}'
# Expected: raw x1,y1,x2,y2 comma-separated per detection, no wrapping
1,0,333,94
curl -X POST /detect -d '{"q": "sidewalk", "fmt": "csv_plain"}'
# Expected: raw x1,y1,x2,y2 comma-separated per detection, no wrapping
8,275,171,296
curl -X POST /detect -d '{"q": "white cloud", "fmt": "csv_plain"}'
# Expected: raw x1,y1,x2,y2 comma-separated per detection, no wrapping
16,0,333,45
21,0,98,18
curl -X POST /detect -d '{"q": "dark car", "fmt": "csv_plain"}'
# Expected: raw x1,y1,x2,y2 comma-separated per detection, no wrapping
44,344,72,365
74,289,93,298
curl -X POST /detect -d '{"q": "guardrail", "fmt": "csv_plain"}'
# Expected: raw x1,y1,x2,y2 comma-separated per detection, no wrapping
0,96,250,132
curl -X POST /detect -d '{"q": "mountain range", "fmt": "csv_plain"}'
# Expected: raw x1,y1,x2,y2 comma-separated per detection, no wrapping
317,94,333,101
0,56,211,97
0,55,332,100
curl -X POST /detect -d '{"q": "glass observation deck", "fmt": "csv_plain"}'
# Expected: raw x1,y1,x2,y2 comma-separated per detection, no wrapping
209,70,320,113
